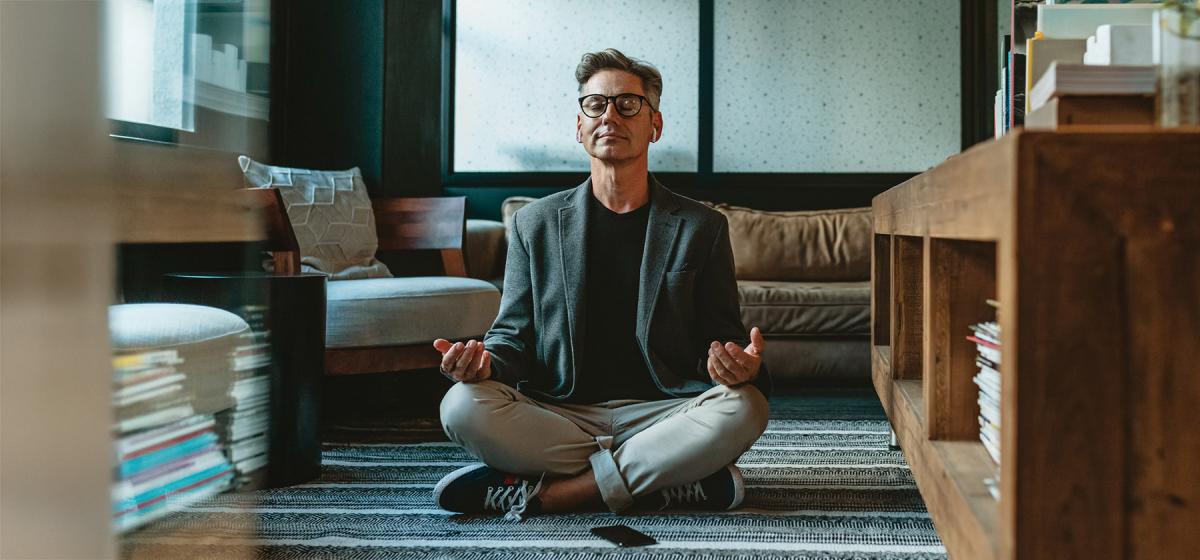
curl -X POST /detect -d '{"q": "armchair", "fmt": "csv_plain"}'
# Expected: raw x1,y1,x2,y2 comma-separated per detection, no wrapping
247,188,501,376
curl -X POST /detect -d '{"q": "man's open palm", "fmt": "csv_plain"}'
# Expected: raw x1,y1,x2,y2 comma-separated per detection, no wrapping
433,338,492,383
707,327,765,386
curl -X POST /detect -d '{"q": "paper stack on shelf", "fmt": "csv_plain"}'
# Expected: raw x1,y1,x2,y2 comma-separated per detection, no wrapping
969,303,1002,501
1025,34,1087,112
1029,61,1156,111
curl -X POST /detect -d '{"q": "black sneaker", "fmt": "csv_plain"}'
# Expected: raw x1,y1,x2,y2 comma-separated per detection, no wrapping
639,464,745,511
433,463,545,521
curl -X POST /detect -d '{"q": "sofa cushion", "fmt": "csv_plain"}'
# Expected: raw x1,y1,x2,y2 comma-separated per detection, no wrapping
737,280,871,336
109,303,248,420
760,336,871,380
501,196,537,241
238,156,391,280
326,277,501,348
466,218,507,283
711,205,872,282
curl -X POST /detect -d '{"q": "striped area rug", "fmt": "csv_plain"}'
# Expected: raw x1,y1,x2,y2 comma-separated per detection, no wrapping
122,390,946,559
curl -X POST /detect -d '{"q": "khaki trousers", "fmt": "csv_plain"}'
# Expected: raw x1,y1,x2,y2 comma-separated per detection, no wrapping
439,379,770,513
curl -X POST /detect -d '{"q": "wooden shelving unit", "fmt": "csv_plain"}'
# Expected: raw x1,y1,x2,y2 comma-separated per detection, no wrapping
870,129,1200,560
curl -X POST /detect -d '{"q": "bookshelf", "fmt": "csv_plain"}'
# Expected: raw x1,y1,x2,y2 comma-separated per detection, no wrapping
870,129,1200,560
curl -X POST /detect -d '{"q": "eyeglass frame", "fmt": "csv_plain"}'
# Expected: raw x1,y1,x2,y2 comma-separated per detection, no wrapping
577,93,658,118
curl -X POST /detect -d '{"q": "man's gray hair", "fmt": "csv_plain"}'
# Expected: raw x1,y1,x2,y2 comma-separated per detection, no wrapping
575,48,663,112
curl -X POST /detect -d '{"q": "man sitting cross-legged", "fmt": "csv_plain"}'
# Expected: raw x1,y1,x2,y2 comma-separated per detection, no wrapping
431,48,771,521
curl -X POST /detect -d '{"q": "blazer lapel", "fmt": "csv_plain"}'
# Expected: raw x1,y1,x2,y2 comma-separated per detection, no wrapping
637,175,683,341
558,179,591,377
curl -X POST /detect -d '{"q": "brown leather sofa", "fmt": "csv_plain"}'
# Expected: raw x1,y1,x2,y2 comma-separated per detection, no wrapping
465,199,872,383
707,204,872,383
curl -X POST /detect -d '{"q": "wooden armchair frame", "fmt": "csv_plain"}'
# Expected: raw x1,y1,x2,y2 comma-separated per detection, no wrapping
243,187,472,376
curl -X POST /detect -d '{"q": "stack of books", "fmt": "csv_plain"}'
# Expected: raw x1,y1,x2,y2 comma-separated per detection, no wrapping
217,303,272,489
113,350,194,436
968,306,1002,501
1029,62,1156,111
111,351,235,531
215,374,271,488
996,0,1160,136
233,304,272,372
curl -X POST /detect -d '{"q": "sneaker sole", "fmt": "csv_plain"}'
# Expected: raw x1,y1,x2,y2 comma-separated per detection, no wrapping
432,463,486,511
726,464,745,510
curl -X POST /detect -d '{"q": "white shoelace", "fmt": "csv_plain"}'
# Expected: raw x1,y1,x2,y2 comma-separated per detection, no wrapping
484,475,544,522
660,480,707,508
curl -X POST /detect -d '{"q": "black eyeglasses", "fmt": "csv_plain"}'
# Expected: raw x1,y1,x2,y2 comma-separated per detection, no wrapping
577,93,657,118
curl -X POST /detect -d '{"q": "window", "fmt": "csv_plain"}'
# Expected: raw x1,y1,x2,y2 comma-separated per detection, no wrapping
713,0,961,172
452,0,700,172
446,0,968,182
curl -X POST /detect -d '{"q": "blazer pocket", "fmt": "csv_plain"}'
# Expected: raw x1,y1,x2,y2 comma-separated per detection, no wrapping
666,269,698,282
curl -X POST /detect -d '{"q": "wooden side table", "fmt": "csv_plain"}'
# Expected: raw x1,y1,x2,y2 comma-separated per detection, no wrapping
165,271,327,488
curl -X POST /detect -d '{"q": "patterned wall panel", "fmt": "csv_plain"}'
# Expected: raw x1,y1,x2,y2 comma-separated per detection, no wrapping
713,0,961,172
454,0,699,172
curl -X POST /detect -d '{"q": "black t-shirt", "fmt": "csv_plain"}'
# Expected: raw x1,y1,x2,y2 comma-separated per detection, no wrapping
566,192,666,404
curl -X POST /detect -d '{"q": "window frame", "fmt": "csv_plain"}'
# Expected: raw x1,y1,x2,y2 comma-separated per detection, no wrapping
440,0,994,195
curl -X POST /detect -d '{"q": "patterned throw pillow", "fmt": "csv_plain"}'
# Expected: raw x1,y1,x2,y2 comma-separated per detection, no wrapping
238,156,391,280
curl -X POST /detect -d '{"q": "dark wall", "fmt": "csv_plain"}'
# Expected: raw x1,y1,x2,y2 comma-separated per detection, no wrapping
273,0,385,190
382,0,443,197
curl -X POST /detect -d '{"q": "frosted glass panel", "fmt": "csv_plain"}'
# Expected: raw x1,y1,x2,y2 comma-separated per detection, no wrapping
455,0,699,172
714,0,961,172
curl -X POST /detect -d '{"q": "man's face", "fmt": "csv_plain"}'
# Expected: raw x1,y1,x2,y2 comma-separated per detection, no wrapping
577,69,663,164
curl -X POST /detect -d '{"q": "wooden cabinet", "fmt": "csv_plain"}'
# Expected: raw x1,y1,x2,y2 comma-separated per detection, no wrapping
871,129,1200,560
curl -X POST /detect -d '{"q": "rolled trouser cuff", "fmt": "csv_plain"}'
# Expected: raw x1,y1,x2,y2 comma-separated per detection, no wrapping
589,443,635,513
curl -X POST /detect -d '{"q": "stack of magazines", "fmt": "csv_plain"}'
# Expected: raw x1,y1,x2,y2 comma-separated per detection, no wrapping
969,302,1002,500
112,350,193,434
216,303,272,489
111,351,235,531
215,374,271,489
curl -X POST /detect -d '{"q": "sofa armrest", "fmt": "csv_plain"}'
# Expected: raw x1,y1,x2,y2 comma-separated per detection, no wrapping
465,219,507,282
372,196,469,276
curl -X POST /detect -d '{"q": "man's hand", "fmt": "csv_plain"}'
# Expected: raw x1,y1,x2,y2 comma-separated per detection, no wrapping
707,327,765,386
433,338,492,383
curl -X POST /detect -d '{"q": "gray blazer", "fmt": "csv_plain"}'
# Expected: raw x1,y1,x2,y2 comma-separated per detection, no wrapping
483,175,771,401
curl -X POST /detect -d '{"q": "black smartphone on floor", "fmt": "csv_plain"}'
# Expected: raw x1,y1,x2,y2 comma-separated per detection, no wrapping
591,524,657,547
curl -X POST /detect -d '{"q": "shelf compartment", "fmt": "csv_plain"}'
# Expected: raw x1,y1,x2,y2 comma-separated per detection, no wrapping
923,238,997,441
888,378,1000,560
891,235,924,381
